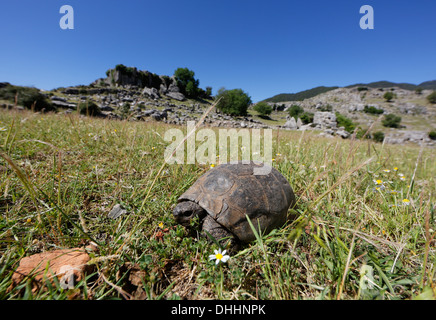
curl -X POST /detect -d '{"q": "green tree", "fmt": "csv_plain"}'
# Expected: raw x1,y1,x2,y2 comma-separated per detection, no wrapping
205,86,213,97
78,101,101,117
300,112,314,124
363,105,384,115
0,84,55,112
174,68,200,98
215,88,252,116
253,102,272,116
428,131,436,140
372,131,385,143
427,91,436,104
382,114,402,128
185,81,198,98
335,112,356,133
383,91,395,102
288,105,304,119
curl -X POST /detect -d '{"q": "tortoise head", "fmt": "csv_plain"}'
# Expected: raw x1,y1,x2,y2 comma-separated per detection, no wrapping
173,201,207,227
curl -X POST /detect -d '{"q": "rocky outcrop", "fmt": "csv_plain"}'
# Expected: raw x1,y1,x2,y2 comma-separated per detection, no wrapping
312,112,337,129
50,96,76,109
384,130,435,145
101,66,187,101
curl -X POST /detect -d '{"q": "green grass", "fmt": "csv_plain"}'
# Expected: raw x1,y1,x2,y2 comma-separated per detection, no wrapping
0,109,435,300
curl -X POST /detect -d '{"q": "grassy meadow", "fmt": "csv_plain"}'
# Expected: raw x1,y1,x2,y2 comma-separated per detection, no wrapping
0,108,435,300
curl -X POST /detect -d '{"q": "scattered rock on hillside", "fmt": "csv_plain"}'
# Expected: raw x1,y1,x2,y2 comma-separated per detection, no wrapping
166,92,186,101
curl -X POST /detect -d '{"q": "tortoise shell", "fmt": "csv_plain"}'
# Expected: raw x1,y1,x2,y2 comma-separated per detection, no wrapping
178,161,296,242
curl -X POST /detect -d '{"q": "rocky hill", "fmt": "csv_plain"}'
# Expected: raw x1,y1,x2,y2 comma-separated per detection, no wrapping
1,67,436,146
264,80,436,103
269,85,436,146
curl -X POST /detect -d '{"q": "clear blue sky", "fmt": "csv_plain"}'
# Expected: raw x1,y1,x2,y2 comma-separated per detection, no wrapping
1,0,435,102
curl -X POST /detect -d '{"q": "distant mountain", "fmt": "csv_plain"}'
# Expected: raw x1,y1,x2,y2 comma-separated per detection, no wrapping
346,81,417,91
419,80,436,90
263,80,436,103
263,86,339,103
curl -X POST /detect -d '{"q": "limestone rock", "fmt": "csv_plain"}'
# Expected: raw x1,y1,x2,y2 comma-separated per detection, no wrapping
313,112,337,129
283,117,297,129
142,87,160,100
166,92,186,101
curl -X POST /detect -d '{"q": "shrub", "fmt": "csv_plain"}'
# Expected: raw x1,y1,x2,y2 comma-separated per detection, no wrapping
78,101,101,116
115,64,135,77
174,68,200,98
427,91,436,104
355,127,370,139
318,104,333,112
429,131,436,140
253,102,272,116
357,87,368,92
0,84,55,111
300,112,314,124
363,105,384,115
372,131,385,143
288,105,304,119
383,92,395,102
205,86,213,98
382,114,402,128
215,88,252,116
335,112,356,133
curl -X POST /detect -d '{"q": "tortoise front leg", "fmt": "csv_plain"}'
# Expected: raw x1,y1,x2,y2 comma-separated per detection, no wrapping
202,215,238,251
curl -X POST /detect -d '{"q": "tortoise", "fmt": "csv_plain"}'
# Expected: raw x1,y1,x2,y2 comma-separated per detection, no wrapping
173,161,296,249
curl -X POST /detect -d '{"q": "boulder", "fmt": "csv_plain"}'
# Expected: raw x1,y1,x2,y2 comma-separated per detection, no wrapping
335,127,350,139
313,112,337,129
283,117,297,129
50,100,77,109
166,92,186,101
142,87,160,99
296,118,303,129
63,88,79,95
168,81,181,93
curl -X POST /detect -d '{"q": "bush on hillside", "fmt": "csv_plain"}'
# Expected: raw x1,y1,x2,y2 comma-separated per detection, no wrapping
382,114,402,128
215,88,252,116
174,68,200,98
0,84,55,112
372,131,385,143
78,101,101,116
253,102,272,116
364,105,384,115
427,91,436,104
383,92,395,102
300,112,314,124
288,105,304,119
335,112,356,133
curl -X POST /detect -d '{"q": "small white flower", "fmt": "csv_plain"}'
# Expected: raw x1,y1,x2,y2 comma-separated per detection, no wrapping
0,127,7,132
402,199,411,206
209,248,230,265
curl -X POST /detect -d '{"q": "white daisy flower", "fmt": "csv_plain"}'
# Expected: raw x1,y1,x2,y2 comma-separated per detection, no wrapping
209,248,230,265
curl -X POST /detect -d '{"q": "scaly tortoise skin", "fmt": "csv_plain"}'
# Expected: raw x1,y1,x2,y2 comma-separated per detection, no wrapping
173,161,296,247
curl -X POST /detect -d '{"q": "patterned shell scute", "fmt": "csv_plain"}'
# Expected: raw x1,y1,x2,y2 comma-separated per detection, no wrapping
178,162,295,242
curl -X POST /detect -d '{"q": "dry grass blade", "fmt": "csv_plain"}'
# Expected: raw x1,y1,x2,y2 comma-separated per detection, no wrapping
0,151,40,221
117,99,221,256
311,157,374,209
138,98,220,212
